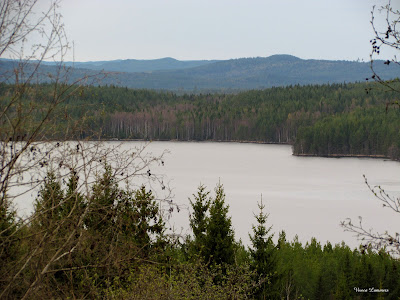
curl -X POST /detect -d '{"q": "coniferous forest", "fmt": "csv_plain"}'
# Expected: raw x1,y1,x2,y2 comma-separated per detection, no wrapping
1,76,400,300
2,80,400,298
2,171,400,299
2,81,399,159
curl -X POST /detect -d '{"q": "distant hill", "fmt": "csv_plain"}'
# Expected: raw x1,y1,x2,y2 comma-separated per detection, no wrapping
0,55,398,92
61,57,219,73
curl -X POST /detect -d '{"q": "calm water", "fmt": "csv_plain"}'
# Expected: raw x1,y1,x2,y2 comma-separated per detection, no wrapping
129,141,400,249
17,141,400,249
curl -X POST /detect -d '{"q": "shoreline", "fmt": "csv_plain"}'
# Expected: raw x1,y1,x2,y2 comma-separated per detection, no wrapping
102,138,291,145
110,139,397,161
43,138,398,161
294,153,391,160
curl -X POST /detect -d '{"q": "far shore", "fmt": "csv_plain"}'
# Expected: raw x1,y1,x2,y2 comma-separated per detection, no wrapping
101,138,398,161
101,138,292,145
294,153,391,160
46,138,397,161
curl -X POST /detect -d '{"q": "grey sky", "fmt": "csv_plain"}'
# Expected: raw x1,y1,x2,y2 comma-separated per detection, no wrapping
38,0,396,61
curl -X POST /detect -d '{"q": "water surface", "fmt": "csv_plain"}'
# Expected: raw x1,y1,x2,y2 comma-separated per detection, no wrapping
136,141,400,249
17,141,400,249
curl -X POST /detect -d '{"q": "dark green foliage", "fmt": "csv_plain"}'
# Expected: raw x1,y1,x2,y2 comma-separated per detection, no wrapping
8,168,168,298
0,198,16,248
85,164,120,235
293,106,400,160
249,198,279,299
63,171,86,219
385,259,400,299
204,183,235,267
0,196,19,293
187,183,235,268
127,185,165,252
33,171,65,228
85,165,165,260
3,177,400,299
31,171,87,259
1,81,399,160
188,184,210,257
275,237,400,300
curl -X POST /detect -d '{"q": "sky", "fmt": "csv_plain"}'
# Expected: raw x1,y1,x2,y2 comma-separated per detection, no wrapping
33,0,398,62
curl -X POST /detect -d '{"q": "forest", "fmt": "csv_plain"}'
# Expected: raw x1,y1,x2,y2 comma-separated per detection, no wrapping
2,80,399,160
3,80,400,298
2,167,400,299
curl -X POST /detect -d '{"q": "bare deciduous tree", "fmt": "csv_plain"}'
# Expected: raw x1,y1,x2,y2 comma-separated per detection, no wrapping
0,1,175,298
369,0,400,95
342,0,400,256
341,175,400,255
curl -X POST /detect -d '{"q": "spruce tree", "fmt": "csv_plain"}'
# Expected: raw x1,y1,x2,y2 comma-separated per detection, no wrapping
188,184,211,257
62,171,85,219
0,196,18,284
87,165,165,251
33,171,65,228
204,183,235,266
249,197,278,299
85,164,119,235
129,185,165,252
386,261,400,299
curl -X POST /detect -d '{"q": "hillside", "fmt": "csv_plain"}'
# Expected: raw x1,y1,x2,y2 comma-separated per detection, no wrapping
3,81,398,160
109,55,400,90
1,55,398,91
62,57,219,73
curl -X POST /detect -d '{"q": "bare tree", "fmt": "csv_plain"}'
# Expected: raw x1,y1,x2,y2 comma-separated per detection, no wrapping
341,175,400,255
0,0,82,206
0,1,176,298
369,0,400,95
342,0,400,255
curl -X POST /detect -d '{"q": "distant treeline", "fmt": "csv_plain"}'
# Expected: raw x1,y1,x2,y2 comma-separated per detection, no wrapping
1,81,400,159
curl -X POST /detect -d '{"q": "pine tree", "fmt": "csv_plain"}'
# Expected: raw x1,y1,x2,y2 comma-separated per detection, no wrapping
249,197,278,299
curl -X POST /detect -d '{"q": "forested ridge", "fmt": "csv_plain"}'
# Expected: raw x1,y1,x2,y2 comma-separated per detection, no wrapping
3,81,399,160
1,55,399,91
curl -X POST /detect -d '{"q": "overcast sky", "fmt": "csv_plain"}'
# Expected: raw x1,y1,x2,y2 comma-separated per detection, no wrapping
35,0,397,62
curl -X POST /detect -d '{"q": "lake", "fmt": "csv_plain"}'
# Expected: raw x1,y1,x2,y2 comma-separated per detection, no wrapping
16,141,400,249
